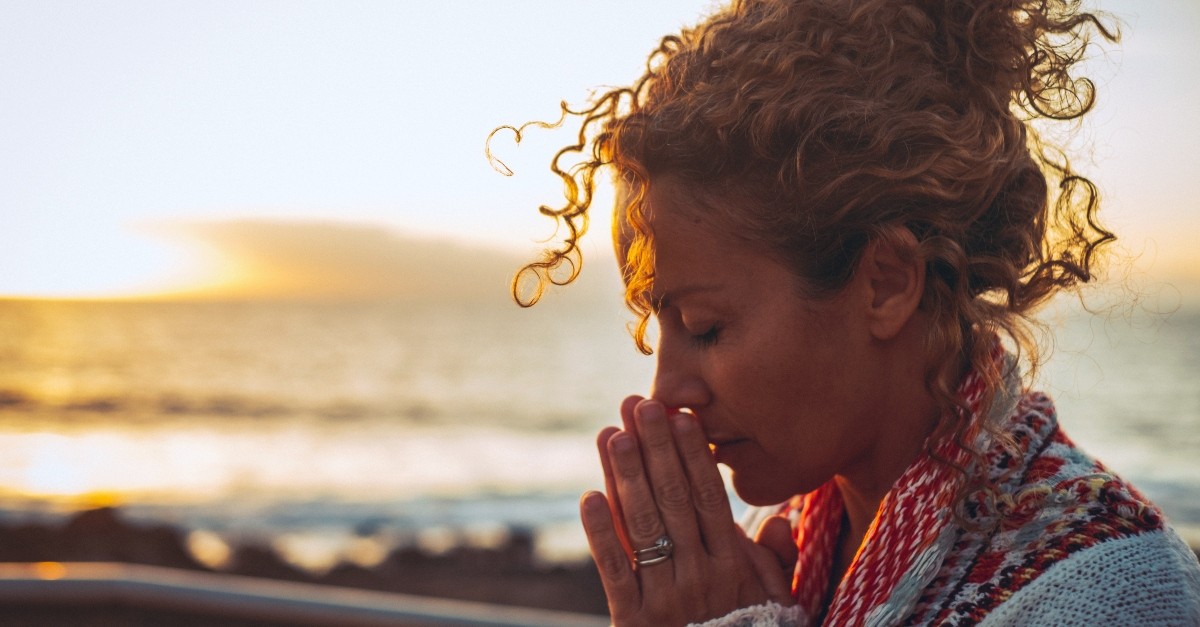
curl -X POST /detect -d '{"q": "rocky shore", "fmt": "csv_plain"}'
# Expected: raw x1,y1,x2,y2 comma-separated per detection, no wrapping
0,507,609,616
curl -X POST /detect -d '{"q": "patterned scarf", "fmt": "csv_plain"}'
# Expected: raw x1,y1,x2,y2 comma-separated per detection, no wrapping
783,345,1005,626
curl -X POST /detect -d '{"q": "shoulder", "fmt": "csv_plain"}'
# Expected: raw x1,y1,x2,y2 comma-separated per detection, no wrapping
999,391,1165,549
979,392,1200,624
987,390,1159,533
978,529,1200,626
914,390,1199,623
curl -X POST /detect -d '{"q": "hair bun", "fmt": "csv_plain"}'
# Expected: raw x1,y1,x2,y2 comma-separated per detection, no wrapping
919,0,1118,120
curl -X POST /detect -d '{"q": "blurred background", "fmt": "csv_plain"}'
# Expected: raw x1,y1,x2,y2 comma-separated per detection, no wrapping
1,0,1197,617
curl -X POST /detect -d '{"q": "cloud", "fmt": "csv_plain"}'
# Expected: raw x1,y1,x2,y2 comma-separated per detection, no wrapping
158,220,545,302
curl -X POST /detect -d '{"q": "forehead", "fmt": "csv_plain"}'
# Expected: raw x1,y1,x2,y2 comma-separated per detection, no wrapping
641,182,791,299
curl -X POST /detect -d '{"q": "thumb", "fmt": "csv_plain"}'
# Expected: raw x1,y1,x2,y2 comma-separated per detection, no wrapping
755,514,798,573
741,533,794,605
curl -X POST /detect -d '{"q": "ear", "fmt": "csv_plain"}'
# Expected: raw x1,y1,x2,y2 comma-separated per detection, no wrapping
858,227,924,341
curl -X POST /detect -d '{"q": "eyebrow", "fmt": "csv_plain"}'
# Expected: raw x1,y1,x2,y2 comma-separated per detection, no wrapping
653,283,721,312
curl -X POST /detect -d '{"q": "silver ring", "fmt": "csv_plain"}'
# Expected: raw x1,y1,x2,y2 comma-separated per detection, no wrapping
633,535,673,567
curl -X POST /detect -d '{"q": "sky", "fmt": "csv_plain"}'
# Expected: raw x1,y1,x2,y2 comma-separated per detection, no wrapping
2,0,1197,300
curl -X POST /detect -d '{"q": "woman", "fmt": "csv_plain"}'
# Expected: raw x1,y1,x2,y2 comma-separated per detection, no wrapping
496,0,1200,624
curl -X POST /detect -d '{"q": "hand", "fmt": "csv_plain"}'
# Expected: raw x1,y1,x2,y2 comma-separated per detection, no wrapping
581,396,794,626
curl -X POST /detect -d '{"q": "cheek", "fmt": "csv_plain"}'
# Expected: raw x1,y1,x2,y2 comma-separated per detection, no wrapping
734,352,848,462
721,354,817,446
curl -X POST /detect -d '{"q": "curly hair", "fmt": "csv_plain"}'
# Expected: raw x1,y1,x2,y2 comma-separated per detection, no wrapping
493,0,1118,508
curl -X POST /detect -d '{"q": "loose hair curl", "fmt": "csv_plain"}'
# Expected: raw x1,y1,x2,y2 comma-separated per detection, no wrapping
494,0,1118,506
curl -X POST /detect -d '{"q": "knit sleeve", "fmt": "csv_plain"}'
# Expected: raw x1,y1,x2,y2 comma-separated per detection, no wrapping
686,601,808,627
977,529,1200,626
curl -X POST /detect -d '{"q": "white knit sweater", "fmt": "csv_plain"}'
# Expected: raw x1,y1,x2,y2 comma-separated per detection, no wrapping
694,392,1200,626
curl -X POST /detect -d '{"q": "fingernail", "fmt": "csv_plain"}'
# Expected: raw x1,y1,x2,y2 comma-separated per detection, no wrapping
671,413,695,433
639,401,664,422
612,433,634,452
581,491,607,512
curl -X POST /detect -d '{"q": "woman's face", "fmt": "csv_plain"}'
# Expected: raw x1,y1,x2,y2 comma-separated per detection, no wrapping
634,184,892,506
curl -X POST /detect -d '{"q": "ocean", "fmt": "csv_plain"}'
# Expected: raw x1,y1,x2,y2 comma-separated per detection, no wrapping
0,293,1196,570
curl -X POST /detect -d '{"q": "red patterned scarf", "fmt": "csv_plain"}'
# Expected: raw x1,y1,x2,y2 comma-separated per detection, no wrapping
783,345,1001,625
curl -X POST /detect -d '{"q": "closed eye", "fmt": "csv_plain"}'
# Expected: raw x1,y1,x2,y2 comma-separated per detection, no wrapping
692,325,721,348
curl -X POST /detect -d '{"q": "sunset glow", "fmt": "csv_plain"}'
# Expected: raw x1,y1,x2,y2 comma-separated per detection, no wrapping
1,1,1197,301
0,426,607,504
0,225,219,300
0,3,1196,591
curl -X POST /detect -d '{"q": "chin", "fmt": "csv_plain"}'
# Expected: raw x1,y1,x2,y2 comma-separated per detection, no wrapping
731,469,826,507
732,474,800,507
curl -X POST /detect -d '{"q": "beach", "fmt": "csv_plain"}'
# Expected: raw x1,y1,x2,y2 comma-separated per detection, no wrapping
1,295,1197,613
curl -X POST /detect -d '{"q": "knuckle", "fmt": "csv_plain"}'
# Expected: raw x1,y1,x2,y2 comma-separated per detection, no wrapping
694,482,729,510
594,549,631,580
641,428,674,453
655,479,692,511
673,563,703,591
629,509,662,538
615,459,643,480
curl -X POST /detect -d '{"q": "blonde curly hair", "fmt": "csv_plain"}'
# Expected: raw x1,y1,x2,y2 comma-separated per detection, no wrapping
494,0,1118,505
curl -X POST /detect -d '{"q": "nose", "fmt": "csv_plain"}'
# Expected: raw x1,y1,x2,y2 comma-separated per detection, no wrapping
650,340,711,413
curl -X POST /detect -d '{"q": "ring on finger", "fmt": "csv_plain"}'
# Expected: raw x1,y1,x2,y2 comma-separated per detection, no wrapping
633,535,674,567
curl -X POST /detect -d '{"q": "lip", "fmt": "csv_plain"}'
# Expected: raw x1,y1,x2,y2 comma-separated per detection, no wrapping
709,438,750,464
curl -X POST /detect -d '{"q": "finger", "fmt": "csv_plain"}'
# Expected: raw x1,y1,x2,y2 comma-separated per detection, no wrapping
611,396,641,550
618,394,642,434
581,490,641,618
669,411,740,557
607,430,674,583
619,394,681,434
596,427,631,555
631,400,704,565
741,533,795,605
599,396,648,557
754,515,798,573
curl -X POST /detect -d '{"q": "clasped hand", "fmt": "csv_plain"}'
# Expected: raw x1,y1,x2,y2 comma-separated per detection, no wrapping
581,396,796,626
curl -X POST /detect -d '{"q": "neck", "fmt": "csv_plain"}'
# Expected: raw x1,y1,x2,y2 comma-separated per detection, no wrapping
836,324,942,554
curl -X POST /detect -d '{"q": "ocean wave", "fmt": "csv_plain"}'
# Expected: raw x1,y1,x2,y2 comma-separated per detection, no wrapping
0,387,594,432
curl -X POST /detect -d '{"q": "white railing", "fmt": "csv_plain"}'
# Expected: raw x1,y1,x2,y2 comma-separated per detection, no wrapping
0,562,611,626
